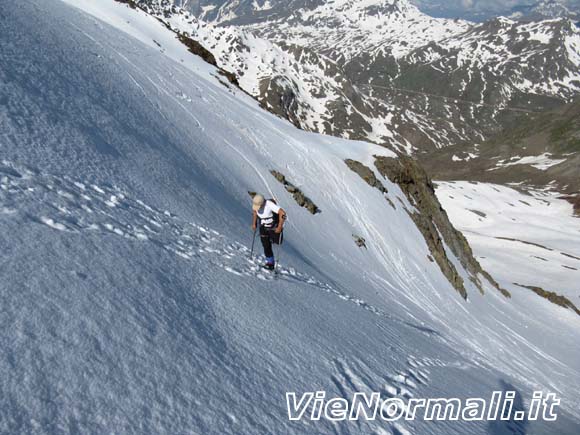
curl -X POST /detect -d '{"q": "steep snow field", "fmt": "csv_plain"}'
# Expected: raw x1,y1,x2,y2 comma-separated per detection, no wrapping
1,1,579,434
436,182,580,305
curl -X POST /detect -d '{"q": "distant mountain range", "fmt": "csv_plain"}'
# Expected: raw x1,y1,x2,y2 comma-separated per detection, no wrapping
509,0,579,22
175,0,580,22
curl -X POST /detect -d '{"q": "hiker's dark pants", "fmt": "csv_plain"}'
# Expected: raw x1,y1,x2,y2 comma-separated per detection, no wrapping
260,226,282,259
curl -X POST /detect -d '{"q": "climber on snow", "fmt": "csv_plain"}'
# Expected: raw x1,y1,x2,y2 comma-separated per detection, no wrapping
252,194,286,270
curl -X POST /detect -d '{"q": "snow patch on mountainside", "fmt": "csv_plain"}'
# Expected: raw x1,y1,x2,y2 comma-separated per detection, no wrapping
408,17,580,101
252,0,272,12
437,181,580,303
492,153,567,170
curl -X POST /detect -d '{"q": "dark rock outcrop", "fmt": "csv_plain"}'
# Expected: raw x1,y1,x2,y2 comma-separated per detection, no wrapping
353,235,367,249
115,0,138,8
374,155,510,299
115,0,240,88
270,170,320,215
515,283,580,316
344,159,396,209
560,194,580,216
259,77,303,129
345,159,388,193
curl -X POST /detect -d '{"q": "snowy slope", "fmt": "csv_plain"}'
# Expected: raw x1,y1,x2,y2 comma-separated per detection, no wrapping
436,182,580,305
1,1,580,434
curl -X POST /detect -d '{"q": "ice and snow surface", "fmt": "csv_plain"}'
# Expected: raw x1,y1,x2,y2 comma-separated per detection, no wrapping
0,0,579,433
437,181,580,305
492,153,567,170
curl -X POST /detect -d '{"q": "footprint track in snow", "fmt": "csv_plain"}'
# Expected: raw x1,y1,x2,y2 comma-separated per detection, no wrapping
329,357,430,434
328,355,474,433
407,355,472,371
1,160,412,325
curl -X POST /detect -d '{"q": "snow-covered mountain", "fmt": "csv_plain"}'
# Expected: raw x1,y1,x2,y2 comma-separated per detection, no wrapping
183,0,471,66
156,0,580,157
2,0,580,434
133,0,483,152
396,16,580,109
231,0,470,62
235,0,580,108
176,0,579,90
177,0,580,23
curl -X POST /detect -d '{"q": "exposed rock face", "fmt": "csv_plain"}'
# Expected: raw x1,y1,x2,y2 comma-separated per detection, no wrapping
344,159,396,209
352,235,367,249
270,170,320,215
344,159,388,194
515,283,580,316
176,30,217,65
561,195,580,216
374,156,510,299
115,0,138,8
115,0,241,88
259,76,302,129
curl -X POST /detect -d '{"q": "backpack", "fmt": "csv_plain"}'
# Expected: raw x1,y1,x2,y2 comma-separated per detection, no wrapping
258,198,283,228
268,198,280,228
266,199,284,245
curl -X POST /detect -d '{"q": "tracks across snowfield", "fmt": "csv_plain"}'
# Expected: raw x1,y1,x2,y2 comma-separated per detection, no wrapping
0,159,440,338
0,159,308,280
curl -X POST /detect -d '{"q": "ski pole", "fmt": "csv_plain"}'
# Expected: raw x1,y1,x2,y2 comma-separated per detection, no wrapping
275,230,284,275
250,227,257,259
